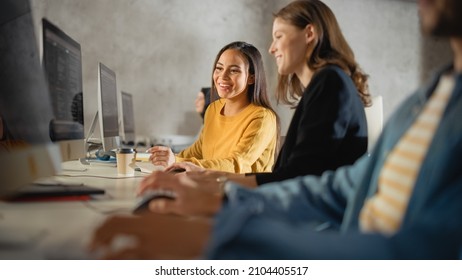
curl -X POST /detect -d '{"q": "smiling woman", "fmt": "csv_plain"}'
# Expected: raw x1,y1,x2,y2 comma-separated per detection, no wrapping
147,41,280,174
213,49,255,114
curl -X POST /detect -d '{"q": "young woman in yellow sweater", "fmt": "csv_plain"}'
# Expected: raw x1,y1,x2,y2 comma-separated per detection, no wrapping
148,41,279,173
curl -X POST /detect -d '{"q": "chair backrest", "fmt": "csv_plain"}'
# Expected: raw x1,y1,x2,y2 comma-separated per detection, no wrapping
364,95,383,152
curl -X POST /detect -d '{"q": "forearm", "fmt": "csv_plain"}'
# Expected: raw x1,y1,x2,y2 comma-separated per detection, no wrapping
177,137,203,160
179,156,258,173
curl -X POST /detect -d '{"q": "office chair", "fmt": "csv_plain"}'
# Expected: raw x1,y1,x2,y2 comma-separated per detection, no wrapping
364,95,384,153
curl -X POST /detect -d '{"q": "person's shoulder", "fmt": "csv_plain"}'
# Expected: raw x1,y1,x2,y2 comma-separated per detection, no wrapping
247,104,276,119
304,65,358,104
313,65,349,82
309,65,356,96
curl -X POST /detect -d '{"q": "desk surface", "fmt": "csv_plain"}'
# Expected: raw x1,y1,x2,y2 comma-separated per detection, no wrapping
0,160,151,259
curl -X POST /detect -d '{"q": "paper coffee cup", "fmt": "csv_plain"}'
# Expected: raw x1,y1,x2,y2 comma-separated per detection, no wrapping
116,148,135,176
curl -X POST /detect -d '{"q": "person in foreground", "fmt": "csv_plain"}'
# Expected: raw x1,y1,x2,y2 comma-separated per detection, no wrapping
164,0,371,187
148,41,279,174
89,0,462,259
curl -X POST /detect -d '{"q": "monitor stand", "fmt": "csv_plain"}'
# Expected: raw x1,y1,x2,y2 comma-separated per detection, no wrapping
80,111,100,165
81,111,118,166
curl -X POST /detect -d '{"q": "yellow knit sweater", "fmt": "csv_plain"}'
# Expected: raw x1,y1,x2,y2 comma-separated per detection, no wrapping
176,100,277,173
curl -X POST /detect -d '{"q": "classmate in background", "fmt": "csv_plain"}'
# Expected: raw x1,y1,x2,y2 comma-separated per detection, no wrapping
192,87,212,142
140,0,371,202
148,41,279,173
188,87,211,146
90,0,462,259
195,87,211,121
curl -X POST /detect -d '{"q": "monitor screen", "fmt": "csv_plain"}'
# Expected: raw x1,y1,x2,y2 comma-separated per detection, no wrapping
42,18,85,161
121,91,135,144
98,62,120,152
0,0,61,196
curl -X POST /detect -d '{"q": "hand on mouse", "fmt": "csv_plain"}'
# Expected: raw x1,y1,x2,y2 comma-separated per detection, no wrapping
164,162,205,173
147,146,175,167
136,171,223,217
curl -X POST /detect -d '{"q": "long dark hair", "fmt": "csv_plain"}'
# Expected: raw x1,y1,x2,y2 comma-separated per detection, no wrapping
210,41,281,150
274,0,372,107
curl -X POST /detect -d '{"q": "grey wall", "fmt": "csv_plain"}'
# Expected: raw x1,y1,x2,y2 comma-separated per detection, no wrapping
31,0,277,141
30,0,452,141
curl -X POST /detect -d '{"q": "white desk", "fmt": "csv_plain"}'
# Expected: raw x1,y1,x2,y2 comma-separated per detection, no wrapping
0,160,150,259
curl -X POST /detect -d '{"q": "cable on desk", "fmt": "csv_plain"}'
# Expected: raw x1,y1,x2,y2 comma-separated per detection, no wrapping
62,168,88,172
56,174,146,179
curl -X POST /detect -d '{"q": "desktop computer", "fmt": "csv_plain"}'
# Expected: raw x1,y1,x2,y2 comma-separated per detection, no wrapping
42,18,86,162
98,62,121,154
0,1,106,200
0,0,62,196
121,91,136,146
85,62,121,161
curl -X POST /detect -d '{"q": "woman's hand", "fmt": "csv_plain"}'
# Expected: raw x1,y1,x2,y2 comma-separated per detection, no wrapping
147,146,175,167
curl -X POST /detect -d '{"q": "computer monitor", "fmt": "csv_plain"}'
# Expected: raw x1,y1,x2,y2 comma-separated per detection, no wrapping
97,62,120,153
0,0,61,196
42,18,85,162
121,91,135,145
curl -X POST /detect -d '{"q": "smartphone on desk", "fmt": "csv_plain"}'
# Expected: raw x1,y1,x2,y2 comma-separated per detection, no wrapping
135,152,151,162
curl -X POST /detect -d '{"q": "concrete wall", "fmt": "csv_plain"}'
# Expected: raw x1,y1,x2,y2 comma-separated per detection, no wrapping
30,0,452,141
31,0,277,141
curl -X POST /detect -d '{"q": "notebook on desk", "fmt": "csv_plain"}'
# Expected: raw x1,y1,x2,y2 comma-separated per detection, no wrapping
6,183,105,202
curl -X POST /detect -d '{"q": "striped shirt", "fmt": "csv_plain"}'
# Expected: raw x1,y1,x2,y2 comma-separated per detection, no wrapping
359,75,455,235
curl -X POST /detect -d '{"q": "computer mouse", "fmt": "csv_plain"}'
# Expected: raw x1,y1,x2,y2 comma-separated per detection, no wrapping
132,189,176,215
168,168,186,174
